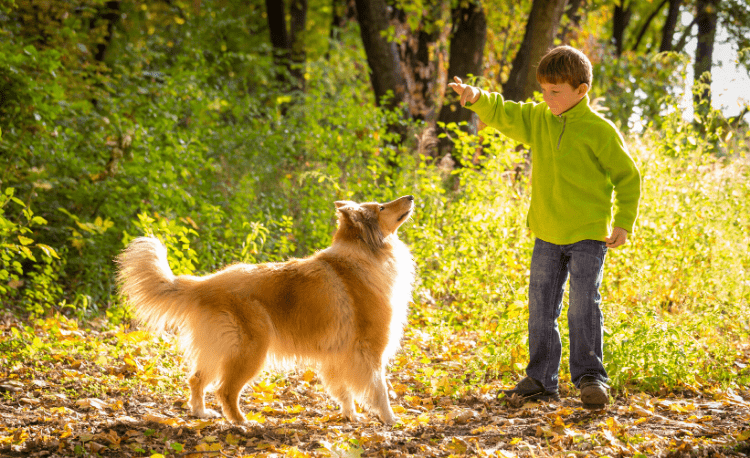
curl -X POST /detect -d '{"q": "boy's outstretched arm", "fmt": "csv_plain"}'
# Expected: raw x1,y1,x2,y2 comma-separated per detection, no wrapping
448,76,481,106
605,227,628,248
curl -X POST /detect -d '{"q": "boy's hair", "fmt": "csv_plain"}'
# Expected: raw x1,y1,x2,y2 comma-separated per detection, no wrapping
536,46,592,89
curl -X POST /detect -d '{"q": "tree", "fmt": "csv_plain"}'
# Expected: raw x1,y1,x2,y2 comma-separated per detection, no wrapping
354,0,407,111
91,1,121,62
558,0,584,44
265,0,308,89
612,1,632,56
630,0,668,52
693,0,720,112
659,0,683,52
330,0,357,42
393,2,445,121
502,0,567,101
437,0,487,155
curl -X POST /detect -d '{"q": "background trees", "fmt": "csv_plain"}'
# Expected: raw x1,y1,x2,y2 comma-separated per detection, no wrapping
0,0,747,316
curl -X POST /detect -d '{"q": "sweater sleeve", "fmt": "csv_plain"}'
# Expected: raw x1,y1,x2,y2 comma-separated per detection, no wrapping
466,89,537,145
598,129,641,233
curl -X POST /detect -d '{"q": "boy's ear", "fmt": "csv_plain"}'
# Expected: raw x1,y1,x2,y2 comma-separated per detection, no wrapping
577,83,590,96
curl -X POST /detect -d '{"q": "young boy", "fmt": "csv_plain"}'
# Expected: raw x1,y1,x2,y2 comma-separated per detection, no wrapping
448,46,640,408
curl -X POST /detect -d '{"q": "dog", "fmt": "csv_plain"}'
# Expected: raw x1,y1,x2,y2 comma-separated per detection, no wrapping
116,195,415,425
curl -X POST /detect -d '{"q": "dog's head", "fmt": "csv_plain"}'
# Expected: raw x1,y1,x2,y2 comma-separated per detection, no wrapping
333,195,414,250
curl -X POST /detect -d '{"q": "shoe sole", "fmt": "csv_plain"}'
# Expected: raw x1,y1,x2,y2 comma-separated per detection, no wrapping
582,402,607,410
581,391,609,408
524,392,560,402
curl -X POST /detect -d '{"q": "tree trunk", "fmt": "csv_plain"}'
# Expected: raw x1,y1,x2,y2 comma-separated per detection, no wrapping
265,0,307,90
502,0,566,102
659,0,683,52
397,2,443,121
330,0,357,41
631,0,669,52
437,1,486,159
693,0,719,112
612,1,632,56
266,0,289,51
92,1,120,62
289,0,308,87
354,0,407,110
559,0,584,44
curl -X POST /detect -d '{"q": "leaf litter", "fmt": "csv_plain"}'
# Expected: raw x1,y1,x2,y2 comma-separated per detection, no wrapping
1,314,750,457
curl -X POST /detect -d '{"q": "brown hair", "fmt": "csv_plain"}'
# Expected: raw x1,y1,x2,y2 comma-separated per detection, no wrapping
536,46,592,88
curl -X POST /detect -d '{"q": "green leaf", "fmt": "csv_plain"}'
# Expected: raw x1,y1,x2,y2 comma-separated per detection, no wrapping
18,235,34,245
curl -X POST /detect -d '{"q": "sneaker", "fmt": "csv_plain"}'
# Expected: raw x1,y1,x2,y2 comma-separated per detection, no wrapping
499,376,560,402
579,375,609,409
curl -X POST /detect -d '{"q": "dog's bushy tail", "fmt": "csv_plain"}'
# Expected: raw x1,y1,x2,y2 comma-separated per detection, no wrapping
117,237,197,331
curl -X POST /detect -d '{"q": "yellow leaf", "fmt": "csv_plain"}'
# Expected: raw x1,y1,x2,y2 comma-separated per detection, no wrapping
302,369,316,382
18,235,34,245
286,404,305,414
245,411,266,423
118,330,151,343
737,429,750,441
195,442,221,452
391,405,406,414
447,437,468,453
254,380,276,392
225,433,241,445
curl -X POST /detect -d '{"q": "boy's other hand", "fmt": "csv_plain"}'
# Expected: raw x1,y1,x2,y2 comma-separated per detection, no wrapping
448,76,481,106
605,227,628,248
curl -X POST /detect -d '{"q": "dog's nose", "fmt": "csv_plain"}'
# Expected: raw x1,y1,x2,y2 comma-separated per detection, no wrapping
405,195,414,201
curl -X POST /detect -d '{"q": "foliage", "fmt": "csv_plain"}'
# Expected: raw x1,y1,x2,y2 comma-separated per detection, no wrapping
0,188,62,315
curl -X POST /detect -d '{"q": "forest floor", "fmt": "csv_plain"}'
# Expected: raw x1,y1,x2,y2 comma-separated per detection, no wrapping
2,314,750,457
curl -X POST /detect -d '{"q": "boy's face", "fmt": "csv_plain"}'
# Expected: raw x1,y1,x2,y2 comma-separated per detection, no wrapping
540,82,589,116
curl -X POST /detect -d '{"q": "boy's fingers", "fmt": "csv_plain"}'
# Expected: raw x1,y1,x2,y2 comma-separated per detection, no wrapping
453,76,463,84
460,90,470,106
606,231,626,248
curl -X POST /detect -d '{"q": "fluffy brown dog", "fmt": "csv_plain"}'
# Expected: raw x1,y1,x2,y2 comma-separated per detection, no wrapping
117,195,415,425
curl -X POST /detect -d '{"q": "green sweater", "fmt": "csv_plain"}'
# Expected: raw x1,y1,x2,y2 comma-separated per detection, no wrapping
467,91,641,245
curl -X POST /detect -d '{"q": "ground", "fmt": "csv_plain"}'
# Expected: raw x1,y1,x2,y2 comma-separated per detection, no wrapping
1,316,750,457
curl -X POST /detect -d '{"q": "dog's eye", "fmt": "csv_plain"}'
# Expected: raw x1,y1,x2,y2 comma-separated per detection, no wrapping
379,206,385,211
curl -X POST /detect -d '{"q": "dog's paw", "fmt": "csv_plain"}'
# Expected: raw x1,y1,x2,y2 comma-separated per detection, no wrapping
192,408,222,419
343,412,364,423
379,412,397,425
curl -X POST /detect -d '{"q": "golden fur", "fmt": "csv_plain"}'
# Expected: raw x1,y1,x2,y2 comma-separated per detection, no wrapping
117,196,415,425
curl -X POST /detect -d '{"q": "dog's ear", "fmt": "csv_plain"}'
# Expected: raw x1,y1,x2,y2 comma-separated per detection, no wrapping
334,201,348,209
334,203,384,251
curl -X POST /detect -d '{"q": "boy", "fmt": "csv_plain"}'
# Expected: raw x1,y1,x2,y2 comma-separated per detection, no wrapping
448,46,640,408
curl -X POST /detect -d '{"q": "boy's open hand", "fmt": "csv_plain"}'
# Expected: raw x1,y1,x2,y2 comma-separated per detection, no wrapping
448,76,481,106
605,227,628,249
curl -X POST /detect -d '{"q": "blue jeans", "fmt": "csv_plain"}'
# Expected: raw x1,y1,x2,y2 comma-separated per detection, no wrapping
526,238,609,391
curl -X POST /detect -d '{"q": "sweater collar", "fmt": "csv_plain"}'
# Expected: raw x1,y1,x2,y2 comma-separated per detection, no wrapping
555,94,591,121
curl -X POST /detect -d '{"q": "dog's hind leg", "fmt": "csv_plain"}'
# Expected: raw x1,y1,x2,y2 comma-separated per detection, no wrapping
320,363,360,422
216,344,268,424
215,315,271,425
189,371,220,419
